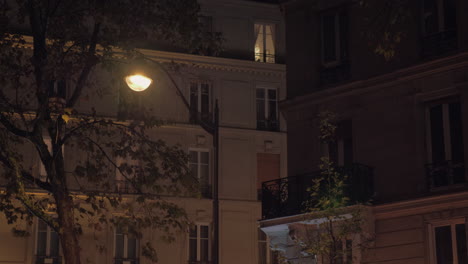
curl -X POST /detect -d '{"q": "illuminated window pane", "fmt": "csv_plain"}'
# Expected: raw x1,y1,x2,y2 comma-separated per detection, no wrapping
254,23,275,63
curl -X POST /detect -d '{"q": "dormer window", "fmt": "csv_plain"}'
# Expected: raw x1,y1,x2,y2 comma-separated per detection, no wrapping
254,23,276,63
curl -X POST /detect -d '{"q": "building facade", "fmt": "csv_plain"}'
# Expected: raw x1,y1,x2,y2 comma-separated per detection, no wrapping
261,0,468,263
0,1,286,264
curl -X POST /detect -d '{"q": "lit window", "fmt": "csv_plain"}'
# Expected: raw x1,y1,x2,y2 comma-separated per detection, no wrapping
190,81,211,123
115,226,139,264
36,219,60,261
189,150,210,197
256,87,278,131
189,224,210,263
429,219,467,264
425,99,464,189
254,23,275,63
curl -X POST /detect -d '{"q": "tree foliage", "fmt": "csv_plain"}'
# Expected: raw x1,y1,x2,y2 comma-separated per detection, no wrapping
289,111,372,264
0,1,219,263
359,0,411,60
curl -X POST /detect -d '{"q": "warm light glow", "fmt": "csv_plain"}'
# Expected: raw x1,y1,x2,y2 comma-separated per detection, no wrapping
125,74,152,92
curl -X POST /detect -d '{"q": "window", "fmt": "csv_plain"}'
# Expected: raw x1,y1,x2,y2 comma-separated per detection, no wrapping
189,224,210,264
36,219,60,262
254,23,275,63
256,87,278,131
190,81,211,123
429,219,468,264
115,226,139,264
425,99,464,188
48,80,66,99
321,10,348,66
423,0,457,35
257,153,280,200
115,155,140,193
258,229,280,264
39,138,64,182
189,150,210,198
328,120,353,166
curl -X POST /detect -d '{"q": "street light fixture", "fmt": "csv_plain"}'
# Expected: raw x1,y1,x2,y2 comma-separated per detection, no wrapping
124,58,220,264
125,74,152,92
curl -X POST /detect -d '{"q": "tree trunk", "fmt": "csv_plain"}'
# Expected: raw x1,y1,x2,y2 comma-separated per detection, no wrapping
55,191,81,264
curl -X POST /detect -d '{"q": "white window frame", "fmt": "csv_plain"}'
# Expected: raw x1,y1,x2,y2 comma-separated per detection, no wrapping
189,148,210,181
188,223,211,262
39,138,64,182
114,227,139,260
428,218,466,264
35,218,60,258
254,22,276,63
321,11,342,67
256,86,278,123
189,80,212,114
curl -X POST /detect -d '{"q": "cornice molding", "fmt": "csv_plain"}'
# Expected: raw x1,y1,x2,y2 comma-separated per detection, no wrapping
281,52,468,111
373,191,468,220
21,35,286,77
140,48,286,77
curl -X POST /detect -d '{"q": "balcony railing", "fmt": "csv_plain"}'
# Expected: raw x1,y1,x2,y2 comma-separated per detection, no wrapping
320,62,351,86
422,30,458,58
426,160,465,189
261,163,374,219
257,119,279,131
35,256,62,264
115,258,139,264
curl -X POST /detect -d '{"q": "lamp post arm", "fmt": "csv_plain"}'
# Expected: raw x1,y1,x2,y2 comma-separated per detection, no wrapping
142,56,216,135
144,57,191,111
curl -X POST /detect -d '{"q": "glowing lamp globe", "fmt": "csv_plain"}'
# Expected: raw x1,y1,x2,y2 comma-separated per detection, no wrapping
125,75,152,92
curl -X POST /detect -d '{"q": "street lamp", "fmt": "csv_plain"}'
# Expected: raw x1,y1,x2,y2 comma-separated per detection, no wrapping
124,58,220,264
125,74,152,92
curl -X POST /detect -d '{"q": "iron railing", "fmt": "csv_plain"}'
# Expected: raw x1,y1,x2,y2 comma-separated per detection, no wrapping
422,30,458,58
257,119,279,132
35,256,62,264
261,163,374,219
114,258,139,264
426,160,465,189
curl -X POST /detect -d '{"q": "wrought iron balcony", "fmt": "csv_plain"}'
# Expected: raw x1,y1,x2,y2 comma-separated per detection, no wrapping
261,163,374,219
35,256,62,264
257,119,279,132
115,258,139,264
422,30,458,58
320,62,351,86
426,160,465,190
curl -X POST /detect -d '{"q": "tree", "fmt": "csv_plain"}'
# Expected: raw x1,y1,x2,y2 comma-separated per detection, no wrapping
359,0,411,60
0,1,220,264
288,111,373,264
